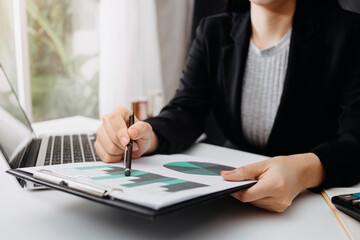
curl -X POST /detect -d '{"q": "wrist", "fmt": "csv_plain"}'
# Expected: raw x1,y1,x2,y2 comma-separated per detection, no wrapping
300,153,325,189
145,131,159,155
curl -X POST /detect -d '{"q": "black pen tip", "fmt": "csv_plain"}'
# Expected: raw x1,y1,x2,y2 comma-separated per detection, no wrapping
125,169,131,177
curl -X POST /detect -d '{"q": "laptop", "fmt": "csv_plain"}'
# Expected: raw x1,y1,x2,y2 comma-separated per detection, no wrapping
0,64,101,189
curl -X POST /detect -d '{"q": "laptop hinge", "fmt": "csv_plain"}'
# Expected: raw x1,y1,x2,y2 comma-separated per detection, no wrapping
18,138,42,168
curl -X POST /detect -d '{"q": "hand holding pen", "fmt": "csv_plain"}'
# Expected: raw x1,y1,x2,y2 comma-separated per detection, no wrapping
94,106,159,165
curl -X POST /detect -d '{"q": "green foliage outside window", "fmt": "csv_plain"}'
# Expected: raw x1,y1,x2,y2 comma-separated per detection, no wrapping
27,0,99,122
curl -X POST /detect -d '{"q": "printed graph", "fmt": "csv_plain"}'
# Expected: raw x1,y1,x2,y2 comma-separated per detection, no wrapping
57,165,208,195
163,161,234,176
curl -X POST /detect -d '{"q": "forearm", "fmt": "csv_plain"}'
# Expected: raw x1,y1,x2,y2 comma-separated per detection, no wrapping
144,108,208,154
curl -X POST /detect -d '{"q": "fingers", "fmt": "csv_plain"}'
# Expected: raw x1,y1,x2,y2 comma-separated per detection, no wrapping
231,185,293,212
221,160,268,181
233,195,292,213
128,122,153,141
220,160,269,202
95,106,151,163
250,197,293,213
96,125,139,153
95,106,133,163
102,106,132,149
224,156,305,213
96,125,123,155
231,179,273,202
94,140,122,163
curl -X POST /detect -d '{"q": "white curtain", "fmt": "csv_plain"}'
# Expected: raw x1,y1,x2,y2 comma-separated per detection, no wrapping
155,0,194,103
99,0,194,117
99,0,163,116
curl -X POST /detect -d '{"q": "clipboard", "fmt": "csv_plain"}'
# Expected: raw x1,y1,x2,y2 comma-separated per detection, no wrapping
6,168,256,220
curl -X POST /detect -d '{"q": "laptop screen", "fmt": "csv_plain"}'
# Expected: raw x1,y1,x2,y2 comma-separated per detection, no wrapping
0,65,34,168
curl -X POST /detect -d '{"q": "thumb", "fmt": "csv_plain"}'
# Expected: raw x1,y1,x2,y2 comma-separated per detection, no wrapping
221,161,267,181
128,121,152,141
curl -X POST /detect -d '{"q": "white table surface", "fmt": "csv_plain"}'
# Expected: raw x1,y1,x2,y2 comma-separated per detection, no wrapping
0,116,353,240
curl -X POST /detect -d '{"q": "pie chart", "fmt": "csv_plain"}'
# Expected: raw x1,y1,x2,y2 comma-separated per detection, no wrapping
163,161,234,176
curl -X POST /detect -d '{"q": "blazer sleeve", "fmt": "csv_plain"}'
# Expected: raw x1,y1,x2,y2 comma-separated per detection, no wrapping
144,18,211,154
311,34,360,189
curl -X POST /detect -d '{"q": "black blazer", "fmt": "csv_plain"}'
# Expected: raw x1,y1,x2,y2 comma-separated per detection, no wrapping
146,0,360,189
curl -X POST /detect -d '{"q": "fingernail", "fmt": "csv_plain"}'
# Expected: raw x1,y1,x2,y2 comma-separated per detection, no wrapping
129,128,138,138
221,171,233,175
120,137,128,146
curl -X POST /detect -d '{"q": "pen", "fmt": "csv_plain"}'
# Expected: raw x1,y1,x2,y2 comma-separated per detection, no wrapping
124,112,134,176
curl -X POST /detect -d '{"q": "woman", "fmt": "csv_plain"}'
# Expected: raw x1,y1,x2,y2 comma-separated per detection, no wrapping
94,0,360,212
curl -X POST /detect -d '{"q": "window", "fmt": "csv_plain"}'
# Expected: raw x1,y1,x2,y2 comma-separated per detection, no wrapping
0,0,18,94
26,0,100,121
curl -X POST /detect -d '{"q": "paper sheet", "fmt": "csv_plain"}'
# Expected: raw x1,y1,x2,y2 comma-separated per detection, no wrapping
20,154,263,210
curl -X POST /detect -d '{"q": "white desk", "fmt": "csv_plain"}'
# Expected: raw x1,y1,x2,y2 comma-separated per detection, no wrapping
0,116,352,240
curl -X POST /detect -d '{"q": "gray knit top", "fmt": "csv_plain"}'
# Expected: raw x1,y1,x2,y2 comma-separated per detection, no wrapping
241,29,292,148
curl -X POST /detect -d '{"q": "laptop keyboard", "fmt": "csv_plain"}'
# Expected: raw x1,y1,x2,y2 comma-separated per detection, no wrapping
44,133,101,165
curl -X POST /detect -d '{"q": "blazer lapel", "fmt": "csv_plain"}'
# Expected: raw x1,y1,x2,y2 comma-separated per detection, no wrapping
220,11,251,145
266,1,316,154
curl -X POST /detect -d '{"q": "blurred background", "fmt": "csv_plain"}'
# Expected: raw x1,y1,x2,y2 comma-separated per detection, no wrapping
0,0,197,123
0,0,358,125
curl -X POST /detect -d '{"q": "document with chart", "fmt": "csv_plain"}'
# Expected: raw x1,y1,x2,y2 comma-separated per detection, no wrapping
14,154,259,210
